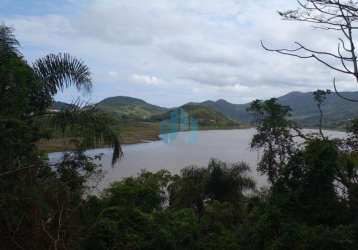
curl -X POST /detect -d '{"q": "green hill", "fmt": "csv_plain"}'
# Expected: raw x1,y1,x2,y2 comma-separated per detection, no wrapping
97,96,167,121
56,91,358,130
51,101,74,110
96,97,239,128
197,92,358,129
277,91,358,129
151,104,239,128
199,99,251,122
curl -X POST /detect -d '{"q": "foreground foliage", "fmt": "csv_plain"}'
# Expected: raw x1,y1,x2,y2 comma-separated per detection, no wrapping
0,24,121,249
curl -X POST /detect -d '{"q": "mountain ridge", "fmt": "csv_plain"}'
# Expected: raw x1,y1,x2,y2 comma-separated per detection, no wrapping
55,91,358,129
97,96,168,121
150,103,239,128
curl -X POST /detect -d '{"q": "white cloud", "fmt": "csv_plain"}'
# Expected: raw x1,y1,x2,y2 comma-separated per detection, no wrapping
130,74,164,86
108,71,119,78
3,0,358,107
160,40,241,66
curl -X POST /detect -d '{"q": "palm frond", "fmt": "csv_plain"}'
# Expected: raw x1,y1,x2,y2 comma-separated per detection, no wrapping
48,104,122,165
33,53,92,96
0,24,21,61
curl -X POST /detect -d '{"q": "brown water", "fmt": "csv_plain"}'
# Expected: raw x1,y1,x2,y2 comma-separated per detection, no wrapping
49,128,347,191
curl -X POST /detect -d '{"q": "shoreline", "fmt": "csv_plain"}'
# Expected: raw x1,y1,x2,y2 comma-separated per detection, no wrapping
39,123,249,154
41,126,346,154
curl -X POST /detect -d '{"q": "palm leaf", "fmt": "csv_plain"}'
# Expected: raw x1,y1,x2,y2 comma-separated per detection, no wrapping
48,104,122,165
0,24,21,61
32,53,92,96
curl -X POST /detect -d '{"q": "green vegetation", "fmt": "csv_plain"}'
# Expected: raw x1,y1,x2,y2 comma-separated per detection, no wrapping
66,98,358,249
180,104,240,128
277,91,358,129
0,24,122,249
97,96,167,121
58,90,358,134
81,159,256,250
37,122,161,152
199,91,358,129
52,101,74,110
198,99,251,121
151,104,240,129
96,96,241,128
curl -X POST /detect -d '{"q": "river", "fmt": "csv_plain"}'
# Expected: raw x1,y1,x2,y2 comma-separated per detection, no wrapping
48,128,347,191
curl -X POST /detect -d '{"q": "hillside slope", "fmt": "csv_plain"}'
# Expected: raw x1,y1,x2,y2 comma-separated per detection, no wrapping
277,91,358,128
56,91,358,129
198,91,358,128
199,99,251,122
97,96,167,120
51,101,74,110
151,104,239,128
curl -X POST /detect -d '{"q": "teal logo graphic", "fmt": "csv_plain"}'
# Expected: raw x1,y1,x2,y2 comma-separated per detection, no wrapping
160,109,198,144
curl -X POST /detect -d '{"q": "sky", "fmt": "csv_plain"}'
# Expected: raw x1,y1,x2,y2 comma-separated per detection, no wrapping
1,0,357,107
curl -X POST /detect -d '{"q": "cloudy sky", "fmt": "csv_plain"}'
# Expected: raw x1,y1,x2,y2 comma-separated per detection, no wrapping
1,0,357,107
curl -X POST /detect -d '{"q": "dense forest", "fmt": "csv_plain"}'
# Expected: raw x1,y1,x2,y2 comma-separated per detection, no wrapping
3,0,358,249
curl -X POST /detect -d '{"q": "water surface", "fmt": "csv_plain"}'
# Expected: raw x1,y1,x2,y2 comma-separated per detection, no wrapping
49,129,347,191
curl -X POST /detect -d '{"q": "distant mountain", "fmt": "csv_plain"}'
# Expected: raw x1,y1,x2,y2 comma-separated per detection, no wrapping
198,99,251,122
51,101,73,110
151,104,239,128
55,91,358,129
277,91,358,128
198,91,358,128
97,96,168,121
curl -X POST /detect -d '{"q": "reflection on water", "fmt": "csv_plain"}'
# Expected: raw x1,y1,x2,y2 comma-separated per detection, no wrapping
48,129,347,191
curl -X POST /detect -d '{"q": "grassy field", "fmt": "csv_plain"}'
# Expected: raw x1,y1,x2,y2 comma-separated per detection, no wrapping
37,122,161,153
116,122,161,144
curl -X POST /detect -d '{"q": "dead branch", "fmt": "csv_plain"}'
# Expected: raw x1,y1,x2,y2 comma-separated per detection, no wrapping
263,0,358,102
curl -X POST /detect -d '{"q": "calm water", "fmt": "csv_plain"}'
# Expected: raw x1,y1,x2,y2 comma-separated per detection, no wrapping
49,129,347,191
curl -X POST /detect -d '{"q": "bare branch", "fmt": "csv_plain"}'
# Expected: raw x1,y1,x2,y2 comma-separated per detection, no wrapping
333,78,358,102
261,40,352,74
339,37,351,51
261,40,314,58
295,41,353,60
312,54,352,73
264,0,358,99
338,43,353,72
312,25,342,30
